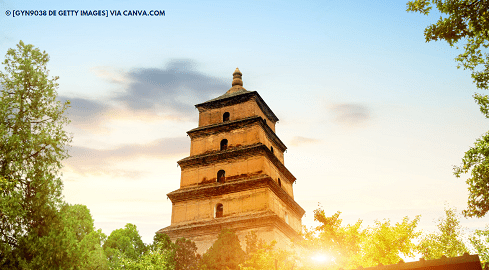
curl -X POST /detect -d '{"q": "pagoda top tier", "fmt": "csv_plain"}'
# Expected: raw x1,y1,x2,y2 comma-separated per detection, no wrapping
195,68,279,123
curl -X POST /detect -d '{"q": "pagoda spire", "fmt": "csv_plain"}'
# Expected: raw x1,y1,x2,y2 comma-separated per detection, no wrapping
232,68,243,87
227,67,246,93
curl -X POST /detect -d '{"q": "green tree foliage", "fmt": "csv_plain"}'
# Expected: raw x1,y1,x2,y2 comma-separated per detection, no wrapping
174,237,201,270
103,223,147,269
148,233,201,270
150,233,177,270
454,131,489,217
200,228,246,270
109,232,178,270
117,249,175,270
302,209,420,269
104,230,200,270
240,231,296,270
418,207,469,259
152,233,176,253
407,0,489,217
78,227,109,269
470,226,489,269
31,204,108,269
361,217,421,266
302,210,364,269
0,41,72,268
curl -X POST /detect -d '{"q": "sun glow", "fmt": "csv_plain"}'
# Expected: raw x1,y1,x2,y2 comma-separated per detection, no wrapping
311,253,331,263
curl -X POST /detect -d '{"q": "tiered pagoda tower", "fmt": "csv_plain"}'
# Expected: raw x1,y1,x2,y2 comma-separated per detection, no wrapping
157,68,305,253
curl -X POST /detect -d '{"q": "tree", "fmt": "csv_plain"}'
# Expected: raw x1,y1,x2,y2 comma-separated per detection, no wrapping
240,231,296,270
200,228,246,270
418,207,469,259
406,0,489,217
118,249,174,270
103,223,147,269
454,132,489,217
0,41,72,267
361,216,421,266
174,238,200,270
29,204,108,269
302,209,420,269
146,233,201,270
151,233,175,253
470,225,489,269
78,228,109,270
112,232,177,270
302,210,364,269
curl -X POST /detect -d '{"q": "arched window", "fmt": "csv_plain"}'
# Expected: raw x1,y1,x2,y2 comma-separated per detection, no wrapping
270,146,274,154
220,139,228,151
278,178,282,187
223,112,230,122
215,203,223,218
217,170,225,183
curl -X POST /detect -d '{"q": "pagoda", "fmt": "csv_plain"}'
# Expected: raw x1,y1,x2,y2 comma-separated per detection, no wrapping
157,68,305,253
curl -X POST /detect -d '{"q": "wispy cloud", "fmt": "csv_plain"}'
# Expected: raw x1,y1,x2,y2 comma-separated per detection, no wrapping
59,96,110,131
113,59,227,117
330,103,371,126
64,137,189,178
290,136,320,147
90,66,130,85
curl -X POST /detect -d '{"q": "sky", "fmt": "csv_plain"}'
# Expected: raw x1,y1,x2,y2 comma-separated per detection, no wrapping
1,0,489,247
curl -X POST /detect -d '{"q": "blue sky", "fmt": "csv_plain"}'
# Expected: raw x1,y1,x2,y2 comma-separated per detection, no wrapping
1,0,488,247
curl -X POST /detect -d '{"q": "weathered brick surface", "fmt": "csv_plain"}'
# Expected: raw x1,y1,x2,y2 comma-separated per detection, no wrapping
167,176,303,232
159,210,298,254
178,144,295,192
188,117,285,163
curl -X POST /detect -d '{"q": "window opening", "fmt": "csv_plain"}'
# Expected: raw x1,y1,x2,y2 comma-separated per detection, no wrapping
223,112,230,122
220,139,228,151
285,212,289,224
217,170,225,183
278,178,281,187
215,203,223,218
271,146,274,154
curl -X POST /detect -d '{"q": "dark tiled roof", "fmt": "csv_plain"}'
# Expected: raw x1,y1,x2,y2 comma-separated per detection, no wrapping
195,88,252,106
347,253,482,270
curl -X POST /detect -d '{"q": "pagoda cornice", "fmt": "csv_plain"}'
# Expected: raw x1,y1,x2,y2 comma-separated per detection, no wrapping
157,210,301,242
187,116,287,152
177,143,296,182
167,176,305,217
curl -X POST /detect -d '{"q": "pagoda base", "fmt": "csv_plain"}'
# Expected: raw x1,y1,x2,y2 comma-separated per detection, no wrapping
157,210,299,254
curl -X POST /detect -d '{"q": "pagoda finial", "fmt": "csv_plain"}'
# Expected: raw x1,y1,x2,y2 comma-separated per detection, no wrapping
226,67,246,93
232,68,243,87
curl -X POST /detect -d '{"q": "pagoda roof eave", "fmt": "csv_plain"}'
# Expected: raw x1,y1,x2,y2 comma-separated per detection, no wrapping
177,143,296,183
195,90,279,123
186,116,287,152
